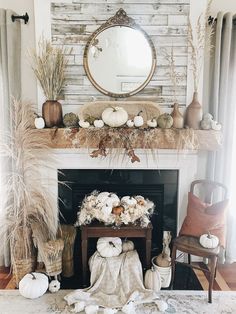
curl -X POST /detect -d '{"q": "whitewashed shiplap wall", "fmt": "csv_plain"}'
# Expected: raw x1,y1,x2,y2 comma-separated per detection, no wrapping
51,0,189,112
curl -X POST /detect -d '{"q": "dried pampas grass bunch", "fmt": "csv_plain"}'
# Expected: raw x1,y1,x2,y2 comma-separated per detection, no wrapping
29,37,70,100
0,99,58,277
188,0,215,92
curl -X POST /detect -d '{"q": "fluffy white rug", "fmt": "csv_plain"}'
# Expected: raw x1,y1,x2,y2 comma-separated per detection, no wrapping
0,290,236,313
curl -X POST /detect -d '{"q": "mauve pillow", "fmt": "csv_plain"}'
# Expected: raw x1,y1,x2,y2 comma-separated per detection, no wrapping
179,192,229,246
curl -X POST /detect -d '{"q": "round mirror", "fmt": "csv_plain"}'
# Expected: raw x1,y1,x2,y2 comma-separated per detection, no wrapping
84,9,156,98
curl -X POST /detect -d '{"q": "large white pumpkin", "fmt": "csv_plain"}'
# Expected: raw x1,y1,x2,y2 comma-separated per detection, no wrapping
97,237,122,257
19,272,48,299
102,107,128,127
199,232,219,249
144,267,162,292
97,192,120,207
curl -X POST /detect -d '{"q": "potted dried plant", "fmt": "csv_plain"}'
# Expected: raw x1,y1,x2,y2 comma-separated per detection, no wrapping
30,38,69,127
186,0,215,129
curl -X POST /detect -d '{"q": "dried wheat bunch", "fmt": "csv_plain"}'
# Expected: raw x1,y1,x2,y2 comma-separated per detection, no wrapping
29,37,70,100
188,0,215,92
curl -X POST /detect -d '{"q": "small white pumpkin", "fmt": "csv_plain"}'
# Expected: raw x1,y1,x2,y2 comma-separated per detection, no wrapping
97,237,122,257
199,232,219,249
94,119,104,128
122,239,135,252
126,119,135,127
49,279,60,293
19,272,48,299
79,120,90,128
211,120,222,131
134,111,144,127
34,114,45,129
144,267,162,292
102,107,128,127
157,113,173,129
97,192,120,207
147,118,157,128
121,196,137,207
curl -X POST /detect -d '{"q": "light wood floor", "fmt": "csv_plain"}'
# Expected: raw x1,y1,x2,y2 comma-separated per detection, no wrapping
1,263,236,291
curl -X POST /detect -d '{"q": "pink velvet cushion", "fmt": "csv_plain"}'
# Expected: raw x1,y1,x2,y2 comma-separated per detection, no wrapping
179,192,229,246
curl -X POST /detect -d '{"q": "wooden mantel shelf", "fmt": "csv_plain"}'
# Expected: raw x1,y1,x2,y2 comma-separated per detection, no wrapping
35,127,222,151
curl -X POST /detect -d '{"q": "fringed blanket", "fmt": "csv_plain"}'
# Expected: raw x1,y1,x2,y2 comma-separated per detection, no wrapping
65,250,159,311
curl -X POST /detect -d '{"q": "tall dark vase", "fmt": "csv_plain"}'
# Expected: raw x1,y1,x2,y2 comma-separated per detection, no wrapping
42,100,63,128
185,92,202,129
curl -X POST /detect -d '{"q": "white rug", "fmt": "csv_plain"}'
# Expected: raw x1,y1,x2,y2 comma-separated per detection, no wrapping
0,290,236,314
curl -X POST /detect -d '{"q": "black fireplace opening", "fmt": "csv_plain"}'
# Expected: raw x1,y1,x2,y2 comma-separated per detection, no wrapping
58,169,178,287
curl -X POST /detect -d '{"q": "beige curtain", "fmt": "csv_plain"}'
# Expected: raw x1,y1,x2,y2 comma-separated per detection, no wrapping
0,9,21,266
207,12,236,263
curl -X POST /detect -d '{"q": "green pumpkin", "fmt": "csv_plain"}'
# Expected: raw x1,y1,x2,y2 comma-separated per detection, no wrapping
63,112,78,127
157,113,173,129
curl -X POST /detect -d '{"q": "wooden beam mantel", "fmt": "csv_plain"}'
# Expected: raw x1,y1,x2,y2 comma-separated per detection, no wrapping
35,128,222,151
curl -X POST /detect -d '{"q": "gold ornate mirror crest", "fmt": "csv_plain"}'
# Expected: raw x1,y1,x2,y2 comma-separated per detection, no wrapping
83,9,156,98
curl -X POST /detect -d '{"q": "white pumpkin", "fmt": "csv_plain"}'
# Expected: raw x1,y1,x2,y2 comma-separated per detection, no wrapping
121,196,137,207
126,119,134,127
97,237,122,257
211,120,222,131
94,119,104,128
19,272,48,299
147,118,157,128
34,114,45,129
104,308,118,314
49,279,60,293
101,203,113,216
102,107,128,127
122,239,135,252
79,120,90,128
97,192,120,207
199,232,219,249
144,267,162,292
134,111,144,127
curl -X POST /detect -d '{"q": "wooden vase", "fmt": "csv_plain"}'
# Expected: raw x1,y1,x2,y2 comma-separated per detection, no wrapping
42,100,63,128
185,92,203,129
171,103,184,128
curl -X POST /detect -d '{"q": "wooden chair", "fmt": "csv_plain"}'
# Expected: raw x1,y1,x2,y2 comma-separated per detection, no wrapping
170,180,228,303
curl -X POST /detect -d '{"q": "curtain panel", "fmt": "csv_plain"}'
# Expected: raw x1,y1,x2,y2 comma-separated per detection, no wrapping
207,12,236,263
0,9,21,266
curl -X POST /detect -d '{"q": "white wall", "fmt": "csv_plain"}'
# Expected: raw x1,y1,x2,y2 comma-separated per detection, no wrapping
0,0,37,104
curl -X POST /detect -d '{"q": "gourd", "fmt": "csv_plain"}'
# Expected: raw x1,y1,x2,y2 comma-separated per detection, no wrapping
122,239,134,252
97,237,122,257
19,272,48,299
126,119,134,127
157,113,173,129
134,111,144,127
147,118,157,128
154,253,171,267
94,119,104,128
102,107,128,127
144,267,161,292
79,120,90,128
63,112,78,127
112,205,124,215
121,196,137,207
97,192,120,207
34,114,45,129
48,279,60,293
199,232,219,249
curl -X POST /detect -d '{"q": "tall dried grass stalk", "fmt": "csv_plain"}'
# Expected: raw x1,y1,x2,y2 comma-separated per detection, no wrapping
29,38,70,100
188,0,215,92
0,99,58,277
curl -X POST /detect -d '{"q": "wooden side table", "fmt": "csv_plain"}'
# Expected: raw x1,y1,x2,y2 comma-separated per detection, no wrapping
80,222,153,285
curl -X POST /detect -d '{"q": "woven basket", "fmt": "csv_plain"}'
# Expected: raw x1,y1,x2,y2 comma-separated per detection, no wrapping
13,258,36,287
42,239,64,276
59,225,76,277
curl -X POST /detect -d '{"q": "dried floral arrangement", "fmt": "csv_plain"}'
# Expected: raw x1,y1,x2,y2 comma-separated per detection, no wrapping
29,37,70,100
63,126,197,163
0,99,58,281
75,191,155,227
188,0,215,92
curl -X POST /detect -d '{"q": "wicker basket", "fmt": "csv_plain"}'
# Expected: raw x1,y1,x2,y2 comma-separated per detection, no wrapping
59,225,76,277
42,239,64,276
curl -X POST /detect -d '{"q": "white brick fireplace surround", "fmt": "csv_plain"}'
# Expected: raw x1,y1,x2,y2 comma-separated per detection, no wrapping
44,149,198,233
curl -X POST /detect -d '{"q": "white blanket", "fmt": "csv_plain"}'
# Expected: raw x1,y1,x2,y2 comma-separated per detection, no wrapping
65,250,158,310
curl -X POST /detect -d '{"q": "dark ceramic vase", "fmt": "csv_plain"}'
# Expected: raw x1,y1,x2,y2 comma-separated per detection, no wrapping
42,100,63,128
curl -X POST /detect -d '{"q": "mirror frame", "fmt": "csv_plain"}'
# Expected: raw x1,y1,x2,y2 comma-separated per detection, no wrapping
83,8,157,98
